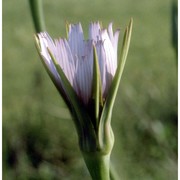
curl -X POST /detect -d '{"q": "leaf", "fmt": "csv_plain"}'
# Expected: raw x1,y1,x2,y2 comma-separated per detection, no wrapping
98,19,133,150
92,46,103,127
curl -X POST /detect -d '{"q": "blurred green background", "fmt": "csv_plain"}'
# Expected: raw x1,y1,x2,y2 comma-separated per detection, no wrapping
3,0,177,179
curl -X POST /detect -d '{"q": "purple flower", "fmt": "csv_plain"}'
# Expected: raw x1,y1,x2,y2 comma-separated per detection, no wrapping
36,22,120,105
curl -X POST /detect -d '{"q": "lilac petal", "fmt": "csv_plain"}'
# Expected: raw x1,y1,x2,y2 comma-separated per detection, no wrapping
55,38,76,87
108,22,114,44
100,30,117,96
108,23,120,51
68,23,84,60
37,32,60,81
113,30,120,53
89,22,101,41
75,40,93,104
108,23,120,62
101,30,116,74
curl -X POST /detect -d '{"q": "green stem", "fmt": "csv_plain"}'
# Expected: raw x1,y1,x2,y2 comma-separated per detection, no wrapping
110,163,120,180
82,152,110,180
28,0,46,32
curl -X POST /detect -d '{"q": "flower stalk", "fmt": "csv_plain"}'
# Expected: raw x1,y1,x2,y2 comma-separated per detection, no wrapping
29,0,46,32
83,152,111,180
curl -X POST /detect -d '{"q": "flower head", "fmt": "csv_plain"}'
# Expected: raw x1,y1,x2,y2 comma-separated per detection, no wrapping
36,22,120,105
35,20,133,153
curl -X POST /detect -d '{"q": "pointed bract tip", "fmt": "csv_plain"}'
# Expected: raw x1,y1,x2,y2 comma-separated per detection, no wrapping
129,18,133,27
34,34,41,51
65,20,70,37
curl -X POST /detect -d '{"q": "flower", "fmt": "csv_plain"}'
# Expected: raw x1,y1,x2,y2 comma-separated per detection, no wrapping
35,20,132,179
35,20,132,153
36,22,120,105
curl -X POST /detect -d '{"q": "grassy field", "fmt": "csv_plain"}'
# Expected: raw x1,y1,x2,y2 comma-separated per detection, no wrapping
3,0,177,179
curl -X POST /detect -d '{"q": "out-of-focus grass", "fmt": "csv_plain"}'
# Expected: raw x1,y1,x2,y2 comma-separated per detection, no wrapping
3,0,177,179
